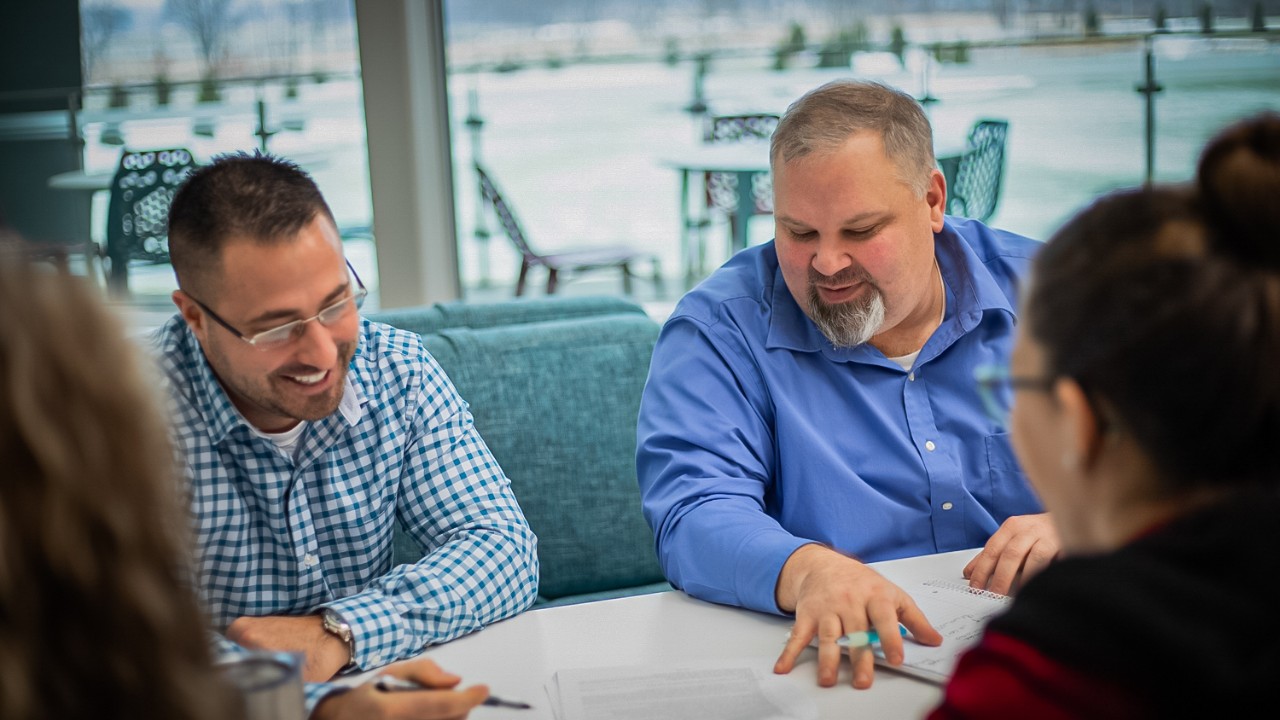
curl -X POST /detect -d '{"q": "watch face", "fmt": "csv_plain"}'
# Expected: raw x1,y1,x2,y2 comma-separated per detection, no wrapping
323,611,351,641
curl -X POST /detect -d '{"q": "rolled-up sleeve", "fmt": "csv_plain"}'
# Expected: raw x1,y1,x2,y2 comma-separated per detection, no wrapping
321,363,538,669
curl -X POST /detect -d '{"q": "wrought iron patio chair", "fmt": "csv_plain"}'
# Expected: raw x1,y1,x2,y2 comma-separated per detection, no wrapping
703,113,779,246
475,163,663,297
104,147,197,295
946,120,1008,224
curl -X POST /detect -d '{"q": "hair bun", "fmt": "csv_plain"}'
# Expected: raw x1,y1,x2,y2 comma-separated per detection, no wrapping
1197,112,1280,268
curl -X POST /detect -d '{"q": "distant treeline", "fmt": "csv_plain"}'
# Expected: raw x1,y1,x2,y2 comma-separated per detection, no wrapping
444,0,1280,30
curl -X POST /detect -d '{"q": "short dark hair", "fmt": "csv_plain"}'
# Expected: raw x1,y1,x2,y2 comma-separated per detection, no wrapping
1027,113,1280,492
167,152,335,293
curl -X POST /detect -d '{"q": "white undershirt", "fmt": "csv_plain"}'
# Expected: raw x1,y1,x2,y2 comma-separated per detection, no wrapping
887,348,921,372
249,419,309,459
235,376,360,459
887,260,946,372
240,412,308,456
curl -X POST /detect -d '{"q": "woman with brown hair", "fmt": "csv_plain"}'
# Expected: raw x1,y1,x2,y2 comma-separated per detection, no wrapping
0,248,489,720
929,113,1280,717
0,248,241,719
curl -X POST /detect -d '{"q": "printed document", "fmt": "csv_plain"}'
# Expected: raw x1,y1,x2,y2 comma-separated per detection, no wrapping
545,657,817,720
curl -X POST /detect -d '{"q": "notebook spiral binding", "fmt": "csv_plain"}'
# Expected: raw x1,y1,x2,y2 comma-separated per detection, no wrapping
922,578,1011,603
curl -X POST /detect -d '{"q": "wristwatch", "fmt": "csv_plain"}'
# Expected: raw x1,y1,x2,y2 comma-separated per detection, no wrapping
320,608,357,670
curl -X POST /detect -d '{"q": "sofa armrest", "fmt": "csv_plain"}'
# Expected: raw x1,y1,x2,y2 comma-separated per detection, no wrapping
367,295,645,336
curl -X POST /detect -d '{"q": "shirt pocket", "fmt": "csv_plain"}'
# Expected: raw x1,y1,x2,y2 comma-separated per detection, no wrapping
984,432,1041,515
312,473,392,559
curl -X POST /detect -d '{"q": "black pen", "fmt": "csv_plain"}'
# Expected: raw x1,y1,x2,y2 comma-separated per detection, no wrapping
372,674,533,709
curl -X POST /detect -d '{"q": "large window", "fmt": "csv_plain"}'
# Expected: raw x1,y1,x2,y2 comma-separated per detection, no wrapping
443,1,1280,307
73,0,372,311
24,1,1279,316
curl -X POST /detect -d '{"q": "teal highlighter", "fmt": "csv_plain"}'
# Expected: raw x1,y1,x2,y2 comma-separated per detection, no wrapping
835,624,909,648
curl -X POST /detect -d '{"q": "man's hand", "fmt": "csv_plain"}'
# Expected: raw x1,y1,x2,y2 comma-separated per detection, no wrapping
963,513,1060,595
773,545,942,689
225,615,350,682
313,658,489,720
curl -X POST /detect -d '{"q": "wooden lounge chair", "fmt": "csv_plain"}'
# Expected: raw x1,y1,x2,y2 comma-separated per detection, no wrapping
474,163,662,297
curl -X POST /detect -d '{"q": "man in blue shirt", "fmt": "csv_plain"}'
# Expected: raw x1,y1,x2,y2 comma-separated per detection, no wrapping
158,153,537,718
637,80,1058,690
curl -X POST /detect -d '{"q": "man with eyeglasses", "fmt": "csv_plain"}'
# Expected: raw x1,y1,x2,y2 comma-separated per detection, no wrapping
637,80,1057,691
156,153,537,718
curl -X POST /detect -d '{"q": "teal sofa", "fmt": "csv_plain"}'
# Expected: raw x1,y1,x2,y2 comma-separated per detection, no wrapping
367,296,670,607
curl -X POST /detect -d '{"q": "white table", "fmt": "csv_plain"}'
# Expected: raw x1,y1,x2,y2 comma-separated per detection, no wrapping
660,141,772,288
47,168,115,191
343,549,979,719
45,151,331,193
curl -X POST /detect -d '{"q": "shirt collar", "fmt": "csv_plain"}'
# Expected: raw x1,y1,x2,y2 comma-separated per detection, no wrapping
178,321,367,444
764,219,1016,355
936,219,1016,321
765,248,827,353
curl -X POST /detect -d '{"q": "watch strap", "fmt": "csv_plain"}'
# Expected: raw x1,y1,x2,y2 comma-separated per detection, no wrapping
320,609,357,670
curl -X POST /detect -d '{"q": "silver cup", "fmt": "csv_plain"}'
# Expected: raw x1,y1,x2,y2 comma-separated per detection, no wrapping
219,650,306,720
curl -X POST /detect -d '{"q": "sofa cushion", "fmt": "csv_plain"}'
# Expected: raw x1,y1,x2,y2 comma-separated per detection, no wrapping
399,312,665,601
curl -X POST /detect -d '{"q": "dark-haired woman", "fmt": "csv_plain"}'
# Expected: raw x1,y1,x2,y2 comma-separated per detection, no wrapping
929,113,1280,718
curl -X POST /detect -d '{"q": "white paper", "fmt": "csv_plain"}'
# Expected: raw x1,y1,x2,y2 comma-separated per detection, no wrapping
875,578,1010,684
546,658,816,720
800,577,1010,684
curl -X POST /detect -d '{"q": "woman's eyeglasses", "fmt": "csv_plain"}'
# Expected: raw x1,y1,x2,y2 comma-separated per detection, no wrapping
974,364,1054,427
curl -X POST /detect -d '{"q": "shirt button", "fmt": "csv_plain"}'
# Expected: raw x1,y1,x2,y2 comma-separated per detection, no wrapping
942,502,954,511
908,372,916,382
303,554,319,568
925,440,936,452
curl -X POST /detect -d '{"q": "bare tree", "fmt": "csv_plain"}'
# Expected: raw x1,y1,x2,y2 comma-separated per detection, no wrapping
81,1,132,82
307,0,350,62
164,0,242,81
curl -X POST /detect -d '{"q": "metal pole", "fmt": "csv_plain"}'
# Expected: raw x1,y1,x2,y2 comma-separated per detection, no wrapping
66,89,85,170
685,53,709,118
255,95,275,154
465,82,490,288
1135,34,1163,187
917,48,938,112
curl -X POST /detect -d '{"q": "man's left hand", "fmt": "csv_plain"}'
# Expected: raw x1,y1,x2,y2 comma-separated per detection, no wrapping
962,513,1059,595
226,614,351,682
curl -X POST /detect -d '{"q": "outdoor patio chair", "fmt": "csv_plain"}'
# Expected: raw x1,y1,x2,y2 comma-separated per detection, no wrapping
474,163,663,297
9,236,105,284
703,113,779,246
946,119,1008,224
0,222,95,282
104,147,197,296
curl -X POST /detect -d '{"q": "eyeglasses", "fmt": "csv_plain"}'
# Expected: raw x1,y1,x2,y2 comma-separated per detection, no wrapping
189,261,367,351
974,364,1054,428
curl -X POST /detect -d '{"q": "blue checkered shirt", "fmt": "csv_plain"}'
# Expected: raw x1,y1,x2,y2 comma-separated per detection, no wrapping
154,315,539,712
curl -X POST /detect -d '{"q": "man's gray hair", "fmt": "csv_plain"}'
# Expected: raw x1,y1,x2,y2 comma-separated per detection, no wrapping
770,80,936,197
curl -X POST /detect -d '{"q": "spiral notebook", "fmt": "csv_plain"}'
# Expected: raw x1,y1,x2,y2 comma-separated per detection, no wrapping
798,578,1011,684
882,578,1011,684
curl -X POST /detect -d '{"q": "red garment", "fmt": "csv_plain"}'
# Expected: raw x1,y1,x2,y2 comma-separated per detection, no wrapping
928,632,1141,720
928,489,1280,718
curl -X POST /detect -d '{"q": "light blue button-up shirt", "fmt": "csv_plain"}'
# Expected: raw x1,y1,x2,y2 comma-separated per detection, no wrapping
637,217,1042,615
156,316,539,711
